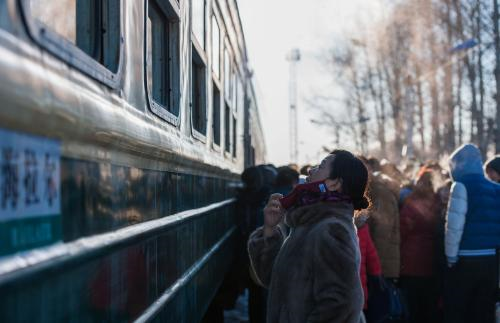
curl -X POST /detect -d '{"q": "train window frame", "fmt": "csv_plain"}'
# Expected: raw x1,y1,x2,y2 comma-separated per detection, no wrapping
232,72,242,159
192,0,205,50
210,6,223,151
144,0,181,126
191,44,208,142
222,41,233,157
211,13,220,80
212,81,222,150
18,0,124,89
223,45,232,103
191,0,208,142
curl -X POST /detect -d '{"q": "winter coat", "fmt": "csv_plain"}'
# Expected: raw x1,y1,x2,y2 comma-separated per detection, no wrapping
399,192,440,276
445,144,500,260
366,174,401,278
248,202,364,323
356,218,382,310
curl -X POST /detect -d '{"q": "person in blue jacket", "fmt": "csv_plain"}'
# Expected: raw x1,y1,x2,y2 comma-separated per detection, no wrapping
444,144,500,323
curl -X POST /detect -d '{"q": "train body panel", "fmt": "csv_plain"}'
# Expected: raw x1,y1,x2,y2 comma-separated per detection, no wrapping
0,0,265,321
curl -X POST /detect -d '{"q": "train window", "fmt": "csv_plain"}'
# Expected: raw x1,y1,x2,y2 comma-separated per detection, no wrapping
192,0,205,49
146,0,181,123
213,84,221,146
192,46,207,135
211,15,220,79
232,116,237,157
147,3,170,108
22,0,122,87
224,103,230,153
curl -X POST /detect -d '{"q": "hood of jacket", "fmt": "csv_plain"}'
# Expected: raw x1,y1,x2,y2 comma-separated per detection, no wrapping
449,144,484,182
285,201,354,228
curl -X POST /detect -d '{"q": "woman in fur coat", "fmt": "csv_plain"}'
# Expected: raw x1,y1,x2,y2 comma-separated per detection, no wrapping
248,150,369,323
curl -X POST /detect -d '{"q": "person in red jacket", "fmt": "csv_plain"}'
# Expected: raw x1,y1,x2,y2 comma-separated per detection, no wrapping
399,169,441,323
355,212,382,311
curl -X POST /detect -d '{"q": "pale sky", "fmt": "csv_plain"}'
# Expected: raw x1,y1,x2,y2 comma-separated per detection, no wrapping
237,0,384,166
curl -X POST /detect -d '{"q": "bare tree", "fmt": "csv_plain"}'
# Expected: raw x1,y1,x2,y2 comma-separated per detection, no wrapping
309,0,499,160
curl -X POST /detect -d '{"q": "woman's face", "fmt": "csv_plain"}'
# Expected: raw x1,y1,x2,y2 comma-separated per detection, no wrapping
306,154,335,183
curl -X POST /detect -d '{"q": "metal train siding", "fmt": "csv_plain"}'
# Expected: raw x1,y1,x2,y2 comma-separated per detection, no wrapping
0,0,266,321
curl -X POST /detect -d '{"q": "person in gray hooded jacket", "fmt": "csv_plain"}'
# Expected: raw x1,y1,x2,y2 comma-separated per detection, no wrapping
444,144,500,323
248,150,368,323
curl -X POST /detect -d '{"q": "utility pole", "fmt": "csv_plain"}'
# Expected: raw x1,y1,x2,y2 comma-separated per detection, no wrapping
287,49,300,163
494,0,500,152
404,75,415,159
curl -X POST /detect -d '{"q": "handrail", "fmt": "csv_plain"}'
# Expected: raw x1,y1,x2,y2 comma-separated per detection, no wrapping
135,226,237,323
0,198,235,287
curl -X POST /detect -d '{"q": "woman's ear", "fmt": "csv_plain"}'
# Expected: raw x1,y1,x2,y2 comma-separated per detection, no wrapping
325,178,342,192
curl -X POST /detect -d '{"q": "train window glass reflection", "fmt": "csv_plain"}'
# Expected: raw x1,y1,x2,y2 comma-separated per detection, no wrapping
213,84,221,146
146,0,180,121
192,46,207,135
224,103,230,153
26,0,120,73
192,0,205,49
211,15,220,79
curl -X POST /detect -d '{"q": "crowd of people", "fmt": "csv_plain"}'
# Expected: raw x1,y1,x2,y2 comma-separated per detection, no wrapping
209,144,500,323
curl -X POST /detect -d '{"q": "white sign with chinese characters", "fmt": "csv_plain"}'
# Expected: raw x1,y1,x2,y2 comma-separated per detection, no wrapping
0,128,61,221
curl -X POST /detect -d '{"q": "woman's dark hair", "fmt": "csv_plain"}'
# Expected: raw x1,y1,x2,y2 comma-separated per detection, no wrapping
300,164,312,176
241,165,277,191
329,149,370,210
485,155,500,174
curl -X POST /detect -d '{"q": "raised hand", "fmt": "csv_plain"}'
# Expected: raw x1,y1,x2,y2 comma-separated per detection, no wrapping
263,193,284,237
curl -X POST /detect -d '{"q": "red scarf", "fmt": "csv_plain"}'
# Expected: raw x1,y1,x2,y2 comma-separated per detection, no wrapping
279,180,351,210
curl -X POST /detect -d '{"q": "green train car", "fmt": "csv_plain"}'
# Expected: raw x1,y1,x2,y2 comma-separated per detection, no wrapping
0,0,266,321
